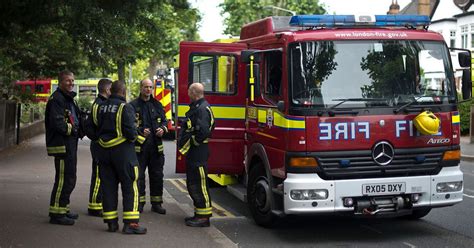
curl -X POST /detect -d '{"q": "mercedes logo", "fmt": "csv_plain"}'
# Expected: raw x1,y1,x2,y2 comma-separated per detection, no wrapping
372,141,394,165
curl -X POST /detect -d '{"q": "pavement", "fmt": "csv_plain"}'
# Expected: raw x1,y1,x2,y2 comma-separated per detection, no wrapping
461,136,474,162
0,135,236,248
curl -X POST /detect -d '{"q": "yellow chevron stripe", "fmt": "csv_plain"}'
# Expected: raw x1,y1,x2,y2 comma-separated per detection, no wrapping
452,114,460,123
178,105,245,120
257,109,266,123
273,111,305,129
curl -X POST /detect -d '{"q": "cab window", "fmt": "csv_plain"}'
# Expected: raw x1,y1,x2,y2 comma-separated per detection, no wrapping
264,51,282,102
190,54,237,94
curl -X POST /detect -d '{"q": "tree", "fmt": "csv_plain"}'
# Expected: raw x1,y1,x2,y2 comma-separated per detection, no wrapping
0,0,200,99
219,0,326,36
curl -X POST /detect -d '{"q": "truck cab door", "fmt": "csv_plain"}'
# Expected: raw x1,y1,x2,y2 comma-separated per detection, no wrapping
175,41,247,174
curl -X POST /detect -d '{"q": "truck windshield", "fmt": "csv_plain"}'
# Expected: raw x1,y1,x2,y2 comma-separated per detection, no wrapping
289,40,455,109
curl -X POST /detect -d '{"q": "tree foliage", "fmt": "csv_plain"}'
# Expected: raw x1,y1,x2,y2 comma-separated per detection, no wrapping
0,0,200,99
219,0,326,37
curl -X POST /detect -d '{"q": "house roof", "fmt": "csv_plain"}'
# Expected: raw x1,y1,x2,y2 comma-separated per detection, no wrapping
454,10,474,18
399,0,440,18
431,18,457,24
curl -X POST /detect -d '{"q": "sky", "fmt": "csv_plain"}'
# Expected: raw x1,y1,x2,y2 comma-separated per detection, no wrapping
191,0,473,42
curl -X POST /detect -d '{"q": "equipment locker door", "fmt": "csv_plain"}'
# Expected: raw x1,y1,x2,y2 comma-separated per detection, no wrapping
175,41,247,174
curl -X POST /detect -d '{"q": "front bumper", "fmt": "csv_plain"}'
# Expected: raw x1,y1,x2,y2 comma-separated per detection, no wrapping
283,166,463,215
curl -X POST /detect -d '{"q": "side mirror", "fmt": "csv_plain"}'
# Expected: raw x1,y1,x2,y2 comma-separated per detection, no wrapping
277,100,285,112
462,68,472,100
246,64,260,98
241,50,261,63
459,51,471,68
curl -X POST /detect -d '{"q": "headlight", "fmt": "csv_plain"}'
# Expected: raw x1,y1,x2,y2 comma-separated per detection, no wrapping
436,181,462,193
290,189,328,200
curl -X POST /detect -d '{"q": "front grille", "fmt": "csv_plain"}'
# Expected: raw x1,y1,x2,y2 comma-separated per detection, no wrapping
314,147,449,180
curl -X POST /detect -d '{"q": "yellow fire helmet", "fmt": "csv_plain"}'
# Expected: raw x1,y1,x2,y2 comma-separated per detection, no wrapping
413,111,440,135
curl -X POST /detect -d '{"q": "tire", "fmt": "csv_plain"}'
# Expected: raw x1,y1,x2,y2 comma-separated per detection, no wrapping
403,208,432,220
247,164,277,227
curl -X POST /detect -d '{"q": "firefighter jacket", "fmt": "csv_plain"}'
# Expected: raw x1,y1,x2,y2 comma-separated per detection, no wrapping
45,88,81,156
177,98,215,161
93,94,137,148
130,97,168,154
84,94,108,141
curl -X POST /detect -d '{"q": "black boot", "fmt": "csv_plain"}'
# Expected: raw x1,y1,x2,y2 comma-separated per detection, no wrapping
184,215,195,222
151,204,166,215
49,216,75,225
122,223,147,234
185,217,210,227
66,211,79,220
88,209,102,217
107,222,119,232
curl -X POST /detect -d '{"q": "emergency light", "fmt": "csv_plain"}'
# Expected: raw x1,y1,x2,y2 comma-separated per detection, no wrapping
289,15,430,27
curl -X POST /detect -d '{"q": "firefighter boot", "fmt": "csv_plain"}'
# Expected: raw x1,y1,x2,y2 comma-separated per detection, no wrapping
49,216,75,225
66,211,79,220
184,215,195,222
107,221,119,232
122,223,147,234
185,217,210,227
151,204,166,215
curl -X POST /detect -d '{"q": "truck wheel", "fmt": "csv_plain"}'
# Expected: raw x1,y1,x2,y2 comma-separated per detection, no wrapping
403,208,432,220
247,164,276,227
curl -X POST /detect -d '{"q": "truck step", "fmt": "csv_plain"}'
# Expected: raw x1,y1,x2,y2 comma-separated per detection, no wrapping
227,184,247,203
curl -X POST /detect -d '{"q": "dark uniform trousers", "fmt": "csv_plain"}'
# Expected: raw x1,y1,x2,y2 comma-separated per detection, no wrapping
87,96,107,213
138,139,165,206
49,138,78,217
185,152,212,218
88,141,103,212
98,142,140,223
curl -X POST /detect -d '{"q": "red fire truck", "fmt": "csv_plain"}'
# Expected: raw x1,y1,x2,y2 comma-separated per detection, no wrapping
175,15,472,226
15,79,52,102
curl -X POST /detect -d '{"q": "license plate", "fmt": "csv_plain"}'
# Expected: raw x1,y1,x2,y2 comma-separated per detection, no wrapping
362,182,406,196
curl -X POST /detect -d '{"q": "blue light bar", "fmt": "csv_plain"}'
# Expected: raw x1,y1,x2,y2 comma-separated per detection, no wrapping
374,15,430,26
289,15,356,27
289,15,430,27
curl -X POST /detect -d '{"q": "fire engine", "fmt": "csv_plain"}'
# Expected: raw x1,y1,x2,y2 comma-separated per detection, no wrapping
15,79,51,102
175,14,472,226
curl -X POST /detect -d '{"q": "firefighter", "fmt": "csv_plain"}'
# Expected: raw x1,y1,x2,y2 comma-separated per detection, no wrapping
178,82,215,227
45,70,81,225
93,80,146,234
130,78,168,214
86,78,112,217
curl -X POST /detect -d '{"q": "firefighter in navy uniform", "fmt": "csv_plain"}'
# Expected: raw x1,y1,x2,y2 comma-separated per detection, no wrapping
178,82,215,227
92,80,146,234
130,78,168,214
45,70,81,225
85,79,112,217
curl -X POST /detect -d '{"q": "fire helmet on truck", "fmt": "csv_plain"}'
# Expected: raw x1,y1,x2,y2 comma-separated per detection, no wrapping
413,111,440,135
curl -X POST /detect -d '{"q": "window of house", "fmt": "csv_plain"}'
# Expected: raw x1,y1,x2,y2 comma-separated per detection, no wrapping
190,54,237,94
461,25,468,48
450,30,456,47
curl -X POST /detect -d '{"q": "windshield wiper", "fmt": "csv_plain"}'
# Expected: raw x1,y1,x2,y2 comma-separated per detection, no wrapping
322,98,387,116
328,98,388,110
393,95,449,114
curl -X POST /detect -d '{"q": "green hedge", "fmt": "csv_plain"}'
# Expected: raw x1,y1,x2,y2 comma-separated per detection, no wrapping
459,99,473,135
